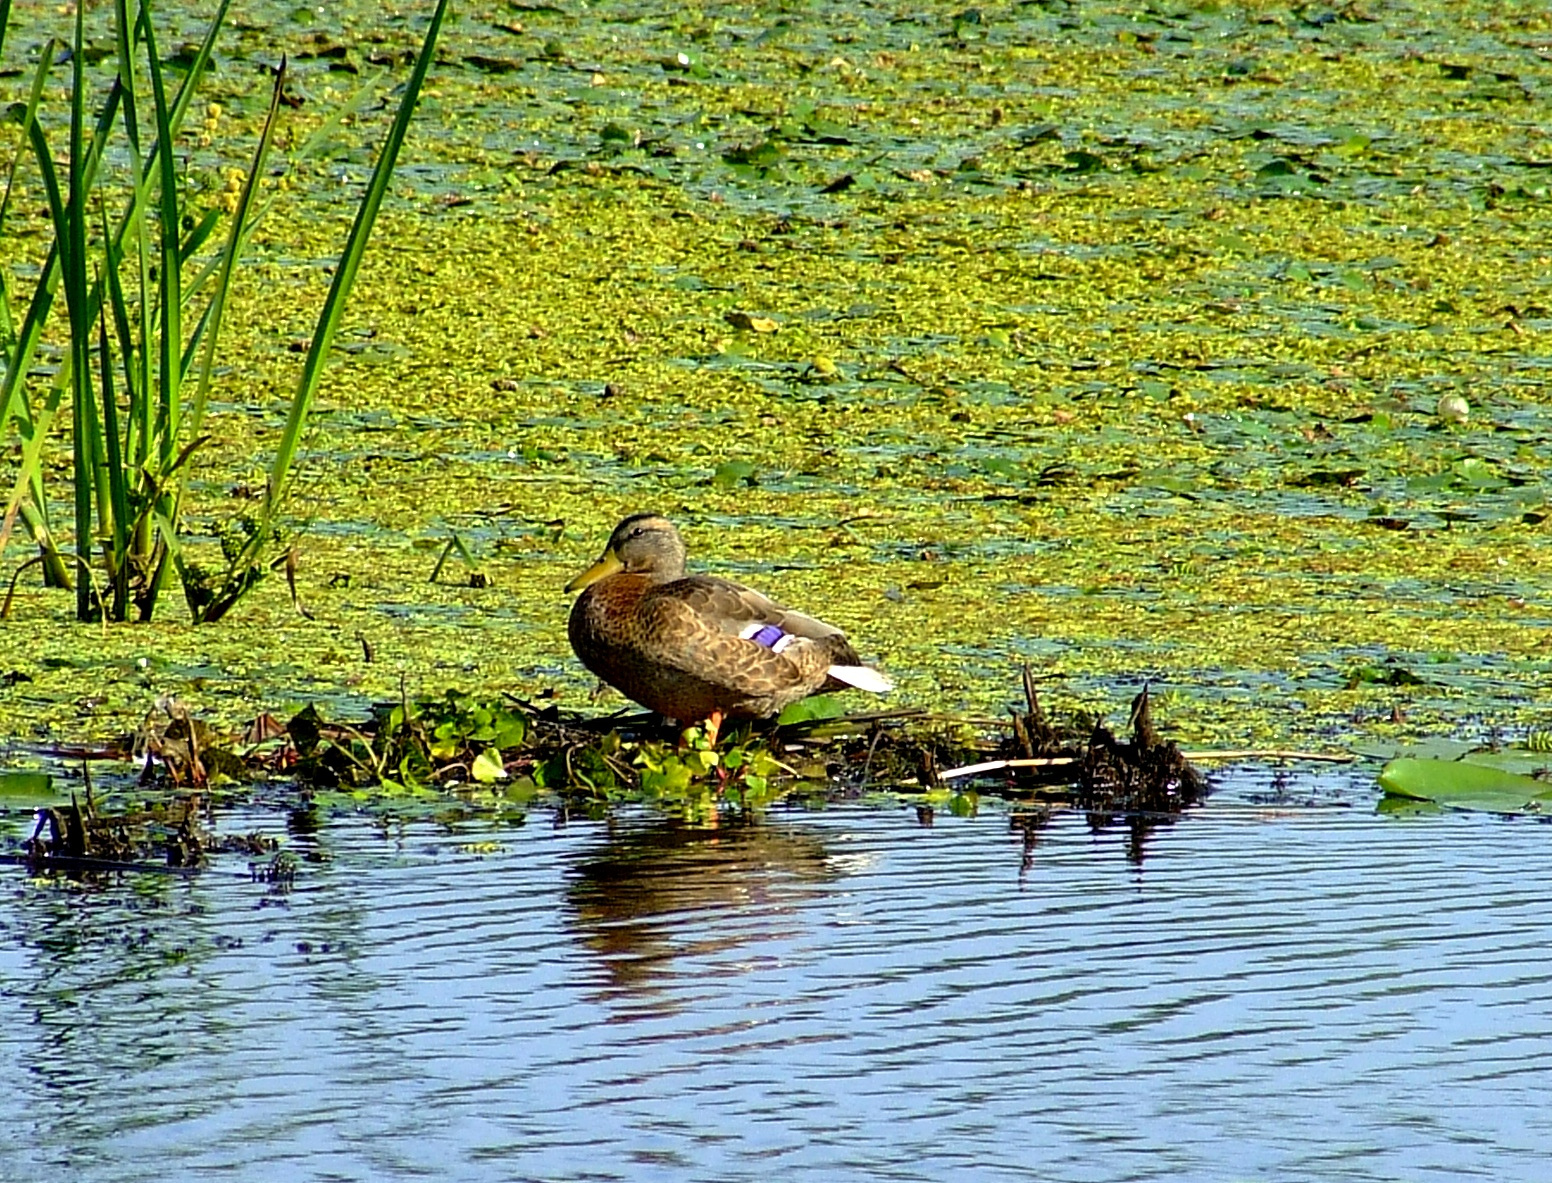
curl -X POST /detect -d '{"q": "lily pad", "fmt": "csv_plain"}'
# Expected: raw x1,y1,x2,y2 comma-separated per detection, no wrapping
0,770,55,803
1378,757,1552,816
711,459,758,488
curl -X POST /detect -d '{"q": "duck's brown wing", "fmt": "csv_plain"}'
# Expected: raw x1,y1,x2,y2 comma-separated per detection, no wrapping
656,575,848,642
634,581,849,699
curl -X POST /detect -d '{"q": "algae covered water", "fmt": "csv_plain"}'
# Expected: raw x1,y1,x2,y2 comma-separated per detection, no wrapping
2,0,1550,749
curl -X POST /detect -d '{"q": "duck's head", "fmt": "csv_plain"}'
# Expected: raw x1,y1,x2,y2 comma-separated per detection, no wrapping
564,513,688,592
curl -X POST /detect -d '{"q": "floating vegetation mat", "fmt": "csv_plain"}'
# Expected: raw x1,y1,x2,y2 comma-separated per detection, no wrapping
204,670,1206,813
6,671,1230,874
4,0,1551,758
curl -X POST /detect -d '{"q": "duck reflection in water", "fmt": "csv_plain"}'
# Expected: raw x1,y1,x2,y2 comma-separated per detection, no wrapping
565,813,843,1014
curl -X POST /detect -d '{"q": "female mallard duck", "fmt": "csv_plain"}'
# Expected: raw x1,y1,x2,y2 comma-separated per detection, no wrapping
565,514,891,741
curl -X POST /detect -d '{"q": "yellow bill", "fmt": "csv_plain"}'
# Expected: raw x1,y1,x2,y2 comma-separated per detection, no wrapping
564,547,624,593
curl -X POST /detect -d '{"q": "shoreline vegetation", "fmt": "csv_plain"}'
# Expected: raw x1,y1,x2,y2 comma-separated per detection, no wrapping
13,675,1221,873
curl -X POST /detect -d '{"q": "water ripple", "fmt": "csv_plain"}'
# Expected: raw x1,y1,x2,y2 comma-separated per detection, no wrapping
3,767,1551,1181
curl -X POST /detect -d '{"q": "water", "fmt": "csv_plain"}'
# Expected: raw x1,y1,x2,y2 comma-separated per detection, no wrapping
2,767,1550,1182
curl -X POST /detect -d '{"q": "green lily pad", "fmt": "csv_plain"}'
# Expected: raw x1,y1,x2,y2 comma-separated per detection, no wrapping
711,459,758,488
472,747,507,783
1351,738,1479,762
0,770,55,803
1378,757,1552,816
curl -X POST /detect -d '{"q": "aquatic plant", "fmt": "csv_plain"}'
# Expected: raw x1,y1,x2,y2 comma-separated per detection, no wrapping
0,0,448,622
1379,752,1552,816
127,670,1207,828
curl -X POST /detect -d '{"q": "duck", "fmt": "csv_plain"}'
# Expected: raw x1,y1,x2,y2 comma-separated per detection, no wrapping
565,513,891,743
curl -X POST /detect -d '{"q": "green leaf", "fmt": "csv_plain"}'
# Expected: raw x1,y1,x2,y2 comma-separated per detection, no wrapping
948,791,978,817
1453,748,1552,777
472,747,507,783
1351,738,1477,762
641,758,693,796
777,695,846,725
1451,456,1505,490
1376,795,1443,817
493,713,528,749
979,456,1022,479
0,770,55,802
1256,157,1297,178
1138,472,1199,496
1344,662,1425,688
1063,148,1105,173
723,139,783,167
532,754,569,789
1378,757,1552,815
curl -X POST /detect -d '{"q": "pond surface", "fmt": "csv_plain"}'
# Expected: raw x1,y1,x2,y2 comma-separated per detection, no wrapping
2,768,1549,1182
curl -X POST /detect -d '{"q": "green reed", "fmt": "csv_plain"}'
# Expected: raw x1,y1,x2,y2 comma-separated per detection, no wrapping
0,0,448,622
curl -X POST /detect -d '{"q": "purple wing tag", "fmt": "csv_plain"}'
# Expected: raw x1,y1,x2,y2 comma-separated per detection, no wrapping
745,623,786,649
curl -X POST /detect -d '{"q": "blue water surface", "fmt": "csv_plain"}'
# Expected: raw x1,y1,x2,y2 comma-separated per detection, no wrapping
1,766,1548,1182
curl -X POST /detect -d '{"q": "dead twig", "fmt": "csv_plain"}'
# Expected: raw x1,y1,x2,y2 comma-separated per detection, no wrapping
938,755,1079,781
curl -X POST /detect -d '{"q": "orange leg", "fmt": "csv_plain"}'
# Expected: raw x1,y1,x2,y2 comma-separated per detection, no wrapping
704,709,724,749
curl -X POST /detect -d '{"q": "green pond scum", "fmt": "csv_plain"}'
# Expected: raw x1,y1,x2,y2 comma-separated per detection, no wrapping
2,0,1551,783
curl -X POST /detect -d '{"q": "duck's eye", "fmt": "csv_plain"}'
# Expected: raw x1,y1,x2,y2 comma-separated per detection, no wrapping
627,527,645,540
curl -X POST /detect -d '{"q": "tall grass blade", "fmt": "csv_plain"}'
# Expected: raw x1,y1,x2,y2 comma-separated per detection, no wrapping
0,52,121,590
262,0,450,516
65,0,96,619
96,297,130,619
0,374,65,561
187,58,286,442
139,10,182,470
175,68,381,318
112,0,142,158
0,45,67,445
203,0,449,620
0,0,213,450
173,206,222,375
133,0,229,619
162,0,229,140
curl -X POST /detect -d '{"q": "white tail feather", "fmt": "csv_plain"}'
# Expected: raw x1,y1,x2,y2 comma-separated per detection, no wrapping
827,665,892,693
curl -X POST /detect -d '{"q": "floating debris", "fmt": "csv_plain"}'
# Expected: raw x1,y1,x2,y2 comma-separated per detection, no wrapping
7,671,1228,871
17,789,210,875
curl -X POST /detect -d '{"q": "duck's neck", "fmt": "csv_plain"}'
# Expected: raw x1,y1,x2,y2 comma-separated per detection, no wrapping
633,562,684,585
